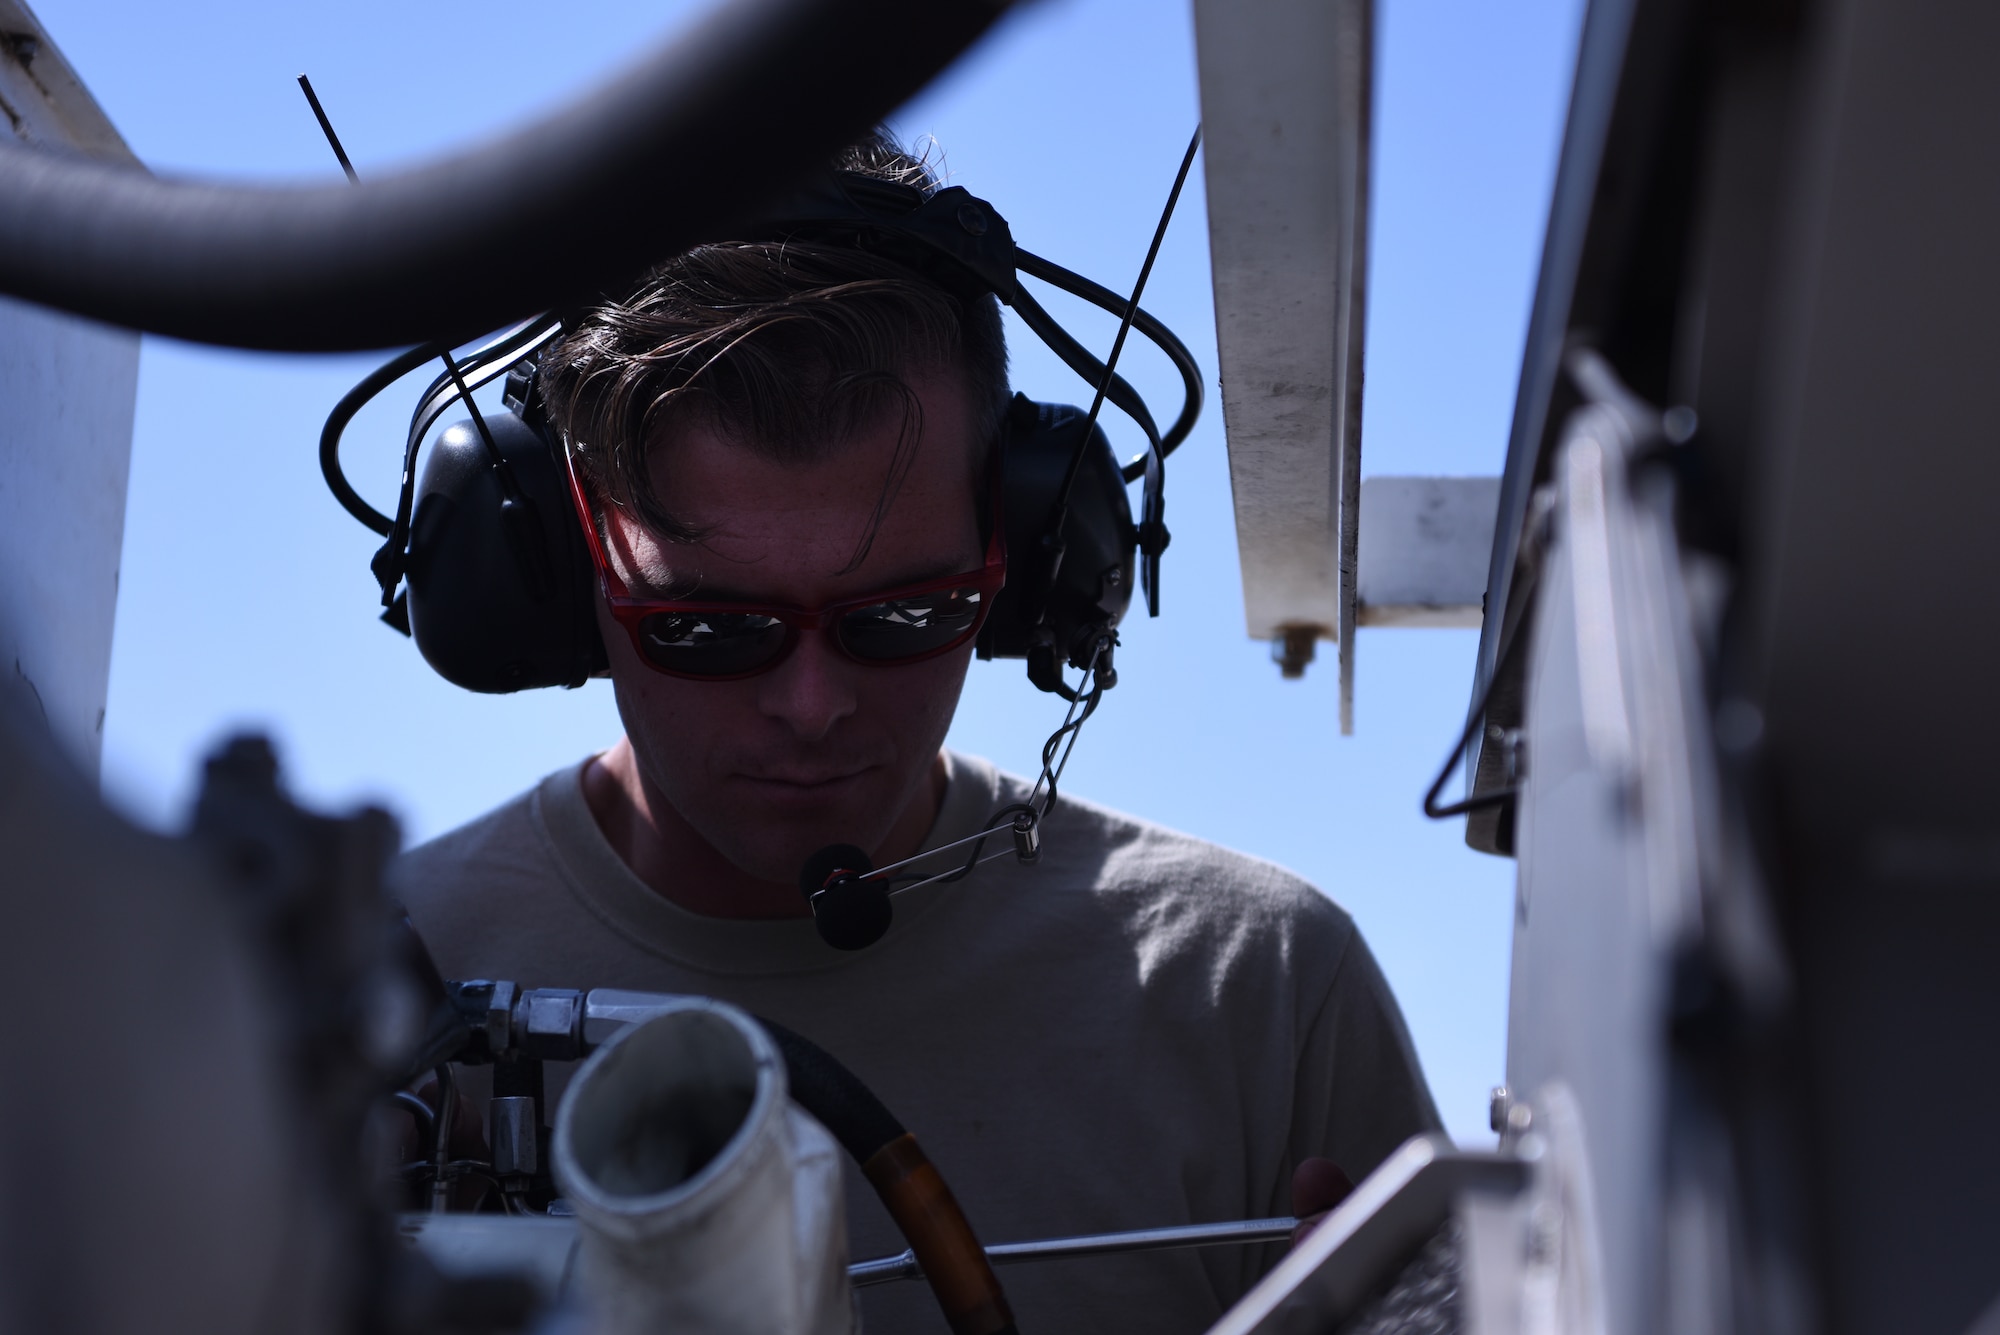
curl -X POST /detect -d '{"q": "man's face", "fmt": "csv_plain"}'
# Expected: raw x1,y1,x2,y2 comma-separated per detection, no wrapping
593,371,985,885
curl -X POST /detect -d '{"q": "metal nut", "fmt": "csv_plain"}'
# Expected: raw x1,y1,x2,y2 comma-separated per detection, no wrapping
517,988,584,1060
484,979,517,1056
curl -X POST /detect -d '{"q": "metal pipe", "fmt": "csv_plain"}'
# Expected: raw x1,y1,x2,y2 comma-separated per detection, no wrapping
429,1063,457,1214
848,1217,1300,1288
0,0,1009,351
390,1089,437,1161
552,999,851,1335
488,1096,539,1179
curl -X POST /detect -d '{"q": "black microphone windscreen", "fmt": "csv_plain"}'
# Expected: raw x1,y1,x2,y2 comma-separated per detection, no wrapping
799,843,890,951
799,843,873,898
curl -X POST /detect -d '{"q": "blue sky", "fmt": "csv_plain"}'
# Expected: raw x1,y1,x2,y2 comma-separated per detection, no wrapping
36,0,1584,1146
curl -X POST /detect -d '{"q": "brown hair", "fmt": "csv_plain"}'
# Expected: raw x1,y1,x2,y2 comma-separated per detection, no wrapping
537,132,1009,571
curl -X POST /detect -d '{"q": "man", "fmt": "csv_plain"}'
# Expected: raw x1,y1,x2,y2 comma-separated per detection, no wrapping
395,135,1440,1334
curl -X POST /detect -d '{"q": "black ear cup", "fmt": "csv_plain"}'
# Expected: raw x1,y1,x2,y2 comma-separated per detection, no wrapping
978,395,1137,681
404,412,607,693
401,396,1132,700
799,844,891,950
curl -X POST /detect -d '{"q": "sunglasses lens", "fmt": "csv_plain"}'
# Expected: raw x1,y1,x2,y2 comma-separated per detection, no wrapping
837,588,985,663
636,611,789,676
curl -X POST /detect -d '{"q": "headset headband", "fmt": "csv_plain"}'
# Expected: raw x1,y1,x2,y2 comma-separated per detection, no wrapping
757,173,1021,306
321,164,1203,658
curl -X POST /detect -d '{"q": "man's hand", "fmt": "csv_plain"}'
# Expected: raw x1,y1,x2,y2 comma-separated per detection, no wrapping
1290,1157,1356,1249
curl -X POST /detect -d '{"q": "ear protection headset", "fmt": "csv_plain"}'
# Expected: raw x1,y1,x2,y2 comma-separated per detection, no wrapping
320,172,1204,700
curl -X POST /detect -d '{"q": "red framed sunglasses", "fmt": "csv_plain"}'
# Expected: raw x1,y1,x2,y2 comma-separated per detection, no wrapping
564,450,1007,681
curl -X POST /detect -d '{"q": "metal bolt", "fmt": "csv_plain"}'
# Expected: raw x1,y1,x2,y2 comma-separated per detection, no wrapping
1271,624,1323,680
1489,1085,1511,1134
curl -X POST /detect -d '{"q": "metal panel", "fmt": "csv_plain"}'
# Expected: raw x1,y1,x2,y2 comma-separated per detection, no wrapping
1459,0,1676,847
1204,1135,1527,1335
0,0,135,159
1356,476,1500,628
1737,1,2000,1328
1503,359,1713,1335
1193,0,1371,728
0,0,140,772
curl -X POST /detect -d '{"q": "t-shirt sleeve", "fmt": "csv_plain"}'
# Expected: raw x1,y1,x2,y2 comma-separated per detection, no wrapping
1290,927,1444,1192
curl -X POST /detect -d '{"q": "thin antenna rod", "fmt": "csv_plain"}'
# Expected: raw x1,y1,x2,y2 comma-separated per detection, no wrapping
296,74,359,183
293,78,500,464
437,346,509,473
1051,125,1202,518
297,73,550,610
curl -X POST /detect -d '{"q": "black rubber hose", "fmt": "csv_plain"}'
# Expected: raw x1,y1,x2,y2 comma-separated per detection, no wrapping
321,344,442,536
1010,284,1163,454
0,0,1008,352
1013,248,1205,475
758,1017,905,1162
761,1018,1016,1335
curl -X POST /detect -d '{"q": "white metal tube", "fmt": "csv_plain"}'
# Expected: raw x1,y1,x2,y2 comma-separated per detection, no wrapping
552,998,851,1335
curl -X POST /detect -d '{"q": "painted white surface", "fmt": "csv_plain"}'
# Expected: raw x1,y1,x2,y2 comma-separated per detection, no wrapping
1194,0,1371,645
0,300,140,769
0,0,140,772
1357,475,1499,628
0,0,135,158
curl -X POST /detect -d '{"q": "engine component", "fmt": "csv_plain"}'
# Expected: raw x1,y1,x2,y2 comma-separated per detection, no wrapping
551,1000,851,1335
418,982,1019,1334
489,1098,539,1179
0,690,536,1334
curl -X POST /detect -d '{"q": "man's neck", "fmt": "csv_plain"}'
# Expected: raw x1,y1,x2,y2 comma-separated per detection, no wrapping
580,738,947,920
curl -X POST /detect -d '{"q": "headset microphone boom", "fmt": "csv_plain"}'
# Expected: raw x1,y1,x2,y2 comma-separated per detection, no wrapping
797,127,1203,951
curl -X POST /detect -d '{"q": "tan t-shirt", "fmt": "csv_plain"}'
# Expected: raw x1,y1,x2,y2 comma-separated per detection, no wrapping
393,750,1441,1335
